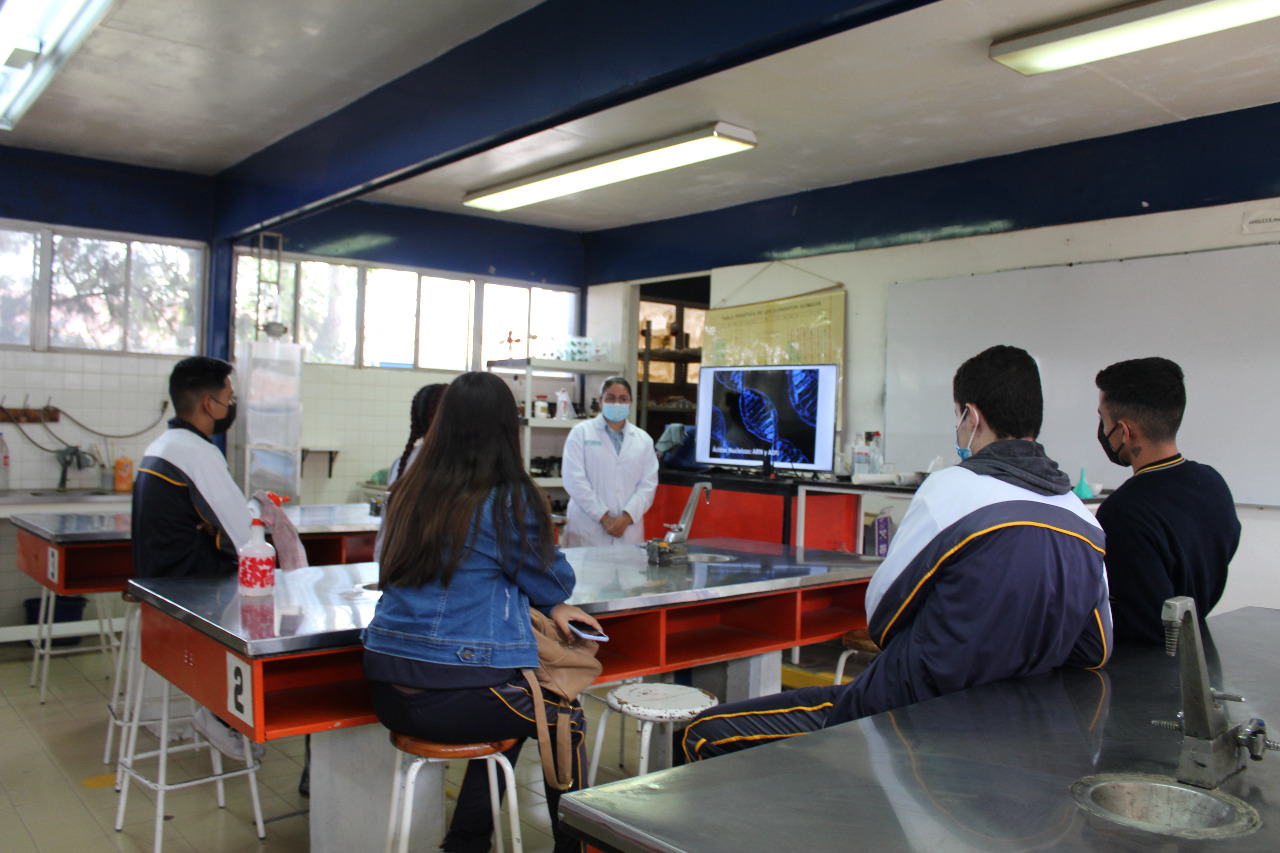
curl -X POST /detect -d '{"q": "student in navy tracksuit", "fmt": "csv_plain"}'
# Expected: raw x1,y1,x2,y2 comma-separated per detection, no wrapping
1095,357,1239,643
132,357,250,579
682,346,1113,761
131,356,266,762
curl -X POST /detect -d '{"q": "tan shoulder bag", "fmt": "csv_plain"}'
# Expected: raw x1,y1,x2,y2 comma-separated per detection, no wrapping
522,607,601,790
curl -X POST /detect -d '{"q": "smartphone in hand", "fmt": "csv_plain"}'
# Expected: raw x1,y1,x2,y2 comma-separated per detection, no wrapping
567,620,609,642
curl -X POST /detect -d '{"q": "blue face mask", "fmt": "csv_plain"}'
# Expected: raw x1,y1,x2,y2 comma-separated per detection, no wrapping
955,406,977,461
602,403,630,423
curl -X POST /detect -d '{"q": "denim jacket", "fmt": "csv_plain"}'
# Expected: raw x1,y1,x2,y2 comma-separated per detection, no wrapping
362,491,576,670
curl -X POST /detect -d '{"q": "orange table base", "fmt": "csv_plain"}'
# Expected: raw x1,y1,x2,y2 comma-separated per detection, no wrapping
16,528,134,595
140,579,867,744
646,482,861,551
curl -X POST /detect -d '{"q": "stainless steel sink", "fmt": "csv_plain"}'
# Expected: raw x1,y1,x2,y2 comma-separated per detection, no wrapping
1072,774,1261,839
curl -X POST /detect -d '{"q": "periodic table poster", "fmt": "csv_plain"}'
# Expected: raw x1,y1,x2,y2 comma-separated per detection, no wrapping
703,285,845,369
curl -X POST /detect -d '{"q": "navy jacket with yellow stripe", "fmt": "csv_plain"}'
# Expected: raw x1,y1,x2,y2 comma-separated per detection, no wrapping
131,418,251,579
832,442,1112,725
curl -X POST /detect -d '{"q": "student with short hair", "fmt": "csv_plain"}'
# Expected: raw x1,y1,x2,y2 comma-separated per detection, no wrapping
132,356,263,760
132,356,250,579
1095,356,1240,643
681,346,1112,761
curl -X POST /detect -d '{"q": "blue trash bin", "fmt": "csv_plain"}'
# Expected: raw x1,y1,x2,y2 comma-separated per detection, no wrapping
24,595,88,647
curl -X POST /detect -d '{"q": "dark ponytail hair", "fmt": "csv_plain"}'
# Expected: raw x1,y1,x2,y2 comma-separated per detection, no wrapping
380,372,554,588
396,384,447,480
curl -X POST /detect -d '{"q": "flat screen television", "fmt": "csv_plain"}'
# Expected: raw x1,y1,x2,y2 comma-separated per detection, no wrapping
694,363,838,473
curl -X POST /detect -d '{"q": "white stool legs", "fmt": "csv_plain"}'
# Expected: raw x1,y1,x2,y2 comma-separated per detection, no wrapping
103,600,140,772
587,683,717,786
114,662,265,852
384,739,521,853
29,589,121,704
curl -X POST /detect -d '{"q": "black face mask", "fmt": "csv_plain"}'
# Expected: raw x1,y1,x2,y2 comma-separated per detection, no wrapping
212,402,237,435
1097,420,1125,467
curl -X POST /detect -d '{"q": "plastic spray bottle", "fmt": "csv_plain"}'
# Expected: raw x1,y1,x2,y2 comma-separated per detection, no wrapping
238,518,277,596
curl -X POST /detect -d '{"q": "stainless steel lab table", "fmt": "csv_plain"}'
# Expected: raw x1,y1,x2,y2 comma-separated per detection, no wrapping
561,606,1280,853
10,502,382,595
128,539,878,852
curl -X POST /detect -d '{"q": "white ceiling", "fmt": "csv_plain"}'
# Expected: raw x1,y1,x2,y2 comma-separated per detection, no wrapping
6,0,1280,233
4,0,543,173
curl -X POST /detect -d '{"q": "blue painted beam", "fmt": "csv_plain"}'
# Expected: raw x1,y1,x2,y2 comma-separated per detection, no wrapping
213,0,939,240
271,201,583,287
0,144,213,241
206,241,235,360
582,100,1280,285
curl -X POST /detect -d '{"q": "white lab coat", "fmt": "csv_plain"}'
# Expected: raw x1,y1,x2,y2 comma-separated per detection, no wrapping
562,415,659,547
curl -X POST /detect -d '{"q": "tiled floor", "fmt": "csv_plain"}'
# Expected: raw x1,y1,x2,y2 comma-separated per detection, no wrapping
0,639,855,852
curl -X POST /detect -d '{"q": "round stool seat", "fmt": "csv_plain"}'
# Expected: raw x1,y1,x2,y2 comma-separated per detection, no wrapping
389,733,518,760
384,733,523,853
605,683,717,723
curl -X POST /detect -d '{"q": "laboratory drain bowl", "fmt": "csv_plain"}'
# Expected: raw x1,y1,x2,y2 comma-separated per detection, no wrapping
683,553,736,563
1071,773,1261,839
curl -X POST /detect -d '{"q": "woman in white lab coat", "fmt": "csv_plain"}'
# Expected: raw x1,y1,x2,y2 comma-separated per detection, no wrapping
562,377,659,547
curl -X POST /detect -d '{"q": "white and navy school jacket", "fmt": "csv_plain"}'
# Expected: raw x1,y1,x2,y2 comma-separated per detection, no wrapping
831,457,1112,725
131,419,251,579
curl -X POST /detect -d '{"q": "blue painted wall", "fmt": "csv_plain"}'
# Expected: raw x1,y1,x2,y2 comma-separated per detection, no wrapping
269,201,583,286
583,100,1280,285
0,145,213,241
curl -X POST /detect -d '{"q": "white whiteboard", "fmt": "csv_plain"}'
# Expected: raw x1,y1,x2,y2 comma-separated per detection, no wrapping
885,242,1280,507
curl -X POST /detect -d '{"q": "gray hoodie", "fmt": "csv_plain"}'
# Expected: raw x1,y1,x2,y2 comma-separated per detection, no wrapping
958,439,1071,496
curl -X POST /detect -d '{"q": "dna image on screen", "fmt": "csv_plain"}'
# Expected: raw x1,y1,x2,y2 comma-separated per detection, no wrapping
695,364,837,473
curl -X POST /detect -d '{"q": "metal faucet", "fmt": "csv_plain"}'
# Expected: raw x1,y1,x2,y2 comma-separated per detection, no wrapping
664,481,712,546
646,482,712,563
1154,597,1280,788
55,446,97,490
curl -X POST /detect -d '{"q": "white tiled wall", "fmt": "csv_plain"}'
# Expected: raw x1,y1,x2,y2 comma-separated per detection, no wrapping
1,349,179,628
297,364,463,505
1,350,178,490
0,349,585,627
295,365,588,505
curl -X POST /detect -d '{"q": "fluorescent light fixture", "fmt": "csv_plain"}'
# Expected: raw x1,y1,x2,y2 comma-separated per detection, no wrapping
991,0,1280,75
464,122,757,212
0,0,116,131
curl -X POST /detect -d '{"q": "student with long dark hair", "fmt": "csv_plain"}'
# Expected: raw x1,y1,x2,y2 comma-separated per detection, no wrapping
363,371,601,853
387,383,447,487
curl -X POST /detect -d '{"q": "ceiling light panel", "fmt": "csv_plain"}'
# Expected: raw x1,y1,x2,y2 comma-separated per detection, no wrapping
0,0,117,130
464,122,757,212
991,0,1280,75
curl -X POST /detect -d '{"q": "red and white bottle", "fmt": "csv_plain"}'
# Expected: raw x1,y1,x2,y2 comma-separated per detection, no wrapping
238,518,276,596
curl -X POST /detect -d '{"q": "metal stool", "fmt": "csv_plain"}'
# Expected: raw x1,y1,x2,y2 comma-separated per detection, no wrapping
587,683,717,784
582,677,642,774
385,733,522,853
102,596,140,777
28,588,120,703
114,659,265,852
832,627,881,685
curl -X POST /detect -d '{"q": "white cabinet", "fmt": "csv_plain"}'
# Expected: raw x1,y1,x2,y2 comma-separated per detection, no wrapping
486,358,625,488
